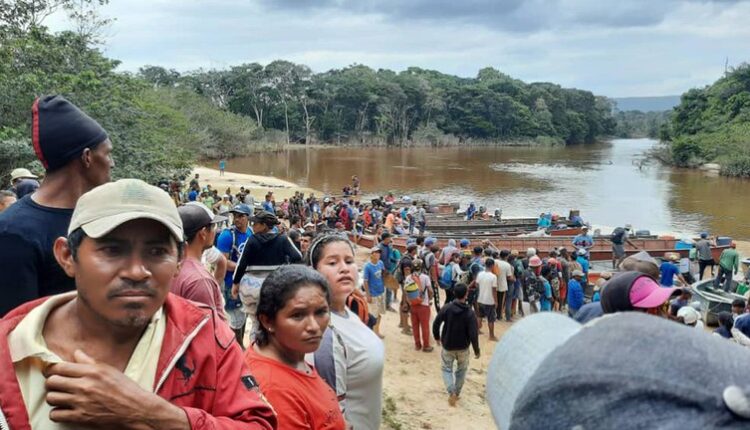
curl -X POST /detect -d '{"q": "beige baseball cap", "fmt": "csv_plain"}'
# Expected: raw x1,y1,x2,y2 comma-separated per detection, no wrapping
68,178,183,240
10,168,38,182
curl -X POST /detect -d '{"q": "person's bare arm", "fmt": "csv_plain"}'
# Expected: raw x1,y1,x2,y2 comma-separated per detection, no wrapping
213,253,227,283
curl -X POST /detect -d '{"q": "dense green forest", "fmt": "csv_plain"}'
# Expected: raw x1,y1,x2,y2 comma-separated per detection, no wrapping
141,62,616,148
1,0,615,184
613,110,670,139
664,64,750,177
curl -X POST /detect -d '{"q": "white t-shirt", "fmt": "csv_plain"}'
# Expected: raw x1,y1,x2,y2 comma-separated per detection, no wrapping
497,260,513,292
476,270,498,305
419,273,432,306
330,309,385,430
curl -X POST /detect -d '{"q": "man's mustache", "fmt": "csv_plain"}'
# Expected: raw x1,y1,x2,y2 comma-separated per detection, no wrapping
106,280,156,299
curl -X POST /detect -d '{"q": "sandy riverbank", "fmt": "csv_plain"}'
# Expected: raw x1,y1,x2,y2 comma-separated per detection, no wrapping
351,246,499,430
191,166,321,201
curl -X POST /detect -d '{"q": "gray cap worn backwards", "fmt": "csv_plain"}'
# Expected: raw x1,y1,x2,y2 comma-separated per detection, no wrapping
487,312,750,429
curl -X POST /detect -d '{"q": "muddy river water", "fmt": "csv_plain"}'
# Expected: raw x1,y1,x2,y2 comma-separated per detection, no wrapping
225,139,750,239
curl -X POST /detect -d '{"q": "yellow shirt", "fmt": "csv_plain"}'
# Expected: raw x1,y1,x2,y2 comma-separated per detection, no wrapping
9,292,166,430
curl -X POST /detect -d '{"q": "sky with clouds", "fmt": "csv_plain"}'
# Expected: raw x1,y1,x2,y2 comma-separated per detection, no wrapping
47,0,750,97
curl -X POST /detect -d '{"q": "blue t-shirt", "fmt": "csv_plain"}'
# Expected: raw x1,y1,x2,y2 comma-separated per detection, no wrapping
577,256,590,274
572,234,593,249
188,190,198,201
660,262,680,287
216,227,251,287
219,160,226,169
567,279,584,311
262,201,275,214
540,279,553,311
363,260,386,297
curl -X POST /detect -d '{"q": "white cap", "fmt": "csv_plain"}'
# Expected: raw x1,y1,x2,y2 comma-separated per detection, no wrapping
677,306,701,325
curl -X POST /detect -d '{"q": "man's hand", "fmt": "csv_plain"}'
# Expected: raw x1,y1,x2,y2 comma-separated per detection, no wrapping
367,293,372,303
231,283,239,299
45,350,189,430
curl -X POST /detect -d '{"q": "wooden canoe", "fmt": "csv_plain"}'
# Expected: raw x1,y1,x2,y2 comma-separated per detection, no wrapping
350,234,729,262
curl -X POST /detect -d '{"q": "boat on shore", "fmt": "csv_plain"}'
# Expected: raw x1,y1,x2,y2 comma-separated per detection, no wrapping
690,279,746,326
350,234,729,262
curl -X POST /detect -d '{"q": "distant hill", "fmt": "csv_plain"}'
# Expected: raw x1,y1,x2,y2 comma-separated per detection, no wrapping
612,96,681,112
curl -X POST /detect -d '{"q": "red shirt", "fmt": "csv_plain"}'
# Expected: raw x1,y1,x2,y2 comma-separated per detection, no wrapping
170,258,224,318
244,347,346,430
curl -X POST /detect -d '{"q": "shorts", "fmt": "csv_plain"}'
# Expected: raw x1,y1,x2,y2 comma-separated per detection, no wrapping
551,278,560,301
613,244,625,258
467,288,478,306
371,294,386,316
479,304,497,323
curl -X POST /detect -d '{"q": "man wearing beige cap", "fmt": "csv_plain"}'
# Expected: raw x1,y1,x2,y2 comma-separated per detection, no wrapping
9,167,38,187
0,179,276,429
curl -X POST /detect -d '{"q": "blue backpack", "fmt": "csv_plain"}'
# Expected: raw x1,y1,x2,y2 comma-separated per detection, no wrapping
440,263,454,289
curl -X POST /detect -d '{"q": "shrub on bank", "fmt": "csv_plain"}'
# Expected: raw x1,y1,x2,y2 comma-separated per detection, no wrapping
720,156,750,177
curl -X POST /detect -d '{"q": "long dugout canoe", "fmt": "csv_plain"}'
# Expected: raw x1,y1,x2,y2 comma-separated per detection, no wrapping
349,234,729,262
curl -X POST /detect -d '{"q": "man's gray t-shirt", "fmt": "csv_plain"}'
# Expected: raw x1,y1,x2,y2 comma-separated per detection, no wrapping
696,239,712,261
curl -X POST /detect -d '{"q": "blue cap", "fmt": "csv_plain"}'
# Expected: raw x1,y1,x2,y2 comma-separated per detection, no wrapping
700,232,708,239
460,238,470,247
425,237,437,246
230,203,253,215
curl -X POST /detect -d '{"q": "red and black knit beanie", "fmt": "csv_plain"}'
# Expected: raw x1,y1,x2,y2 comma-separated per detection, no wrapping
31,95,108,172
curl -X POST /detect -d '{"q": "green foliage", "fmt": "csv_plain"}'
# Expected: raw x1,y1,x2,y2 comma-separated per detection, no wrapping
668,64,750,176
720,156,750,177
614,110,670,138
149,89,260,158
164,64,615,146
0,139,38,184
0,23,259,183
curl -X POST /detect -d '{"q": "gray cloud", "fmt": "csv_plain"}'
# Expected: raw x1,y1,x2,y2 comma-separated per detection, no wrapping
256,0,740,31
45,0,750,97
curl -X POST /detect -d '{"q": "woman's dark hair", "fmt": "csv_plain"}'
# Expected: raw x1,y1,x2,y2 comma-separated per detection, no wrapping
289,229,301,242
255,265,330,347
718,311,734,331
305,233,355,268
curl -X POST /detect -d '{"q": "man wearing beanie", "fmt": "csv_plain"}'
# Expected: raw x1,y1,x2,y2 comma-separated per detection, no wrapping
0,95,114,316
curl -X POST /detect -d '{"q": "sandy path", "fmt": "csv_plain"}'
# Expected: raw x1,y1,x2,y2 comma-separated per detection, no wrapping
353,246,501,430
378,301,508,430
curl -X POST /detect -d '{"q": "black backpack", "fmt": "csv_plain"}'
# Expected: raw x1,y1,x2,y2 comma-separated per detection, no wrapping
534,277,547,297
611,227,626,244
522,269,543,299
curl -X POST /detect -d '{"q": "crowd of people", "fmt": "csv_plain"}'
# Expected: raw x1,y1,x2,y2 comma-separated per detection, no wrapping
5,95,750,429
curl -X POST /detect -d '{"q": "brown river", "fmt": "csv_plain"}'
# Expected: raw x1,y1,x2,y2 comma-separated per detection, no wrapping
222,139,750,240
